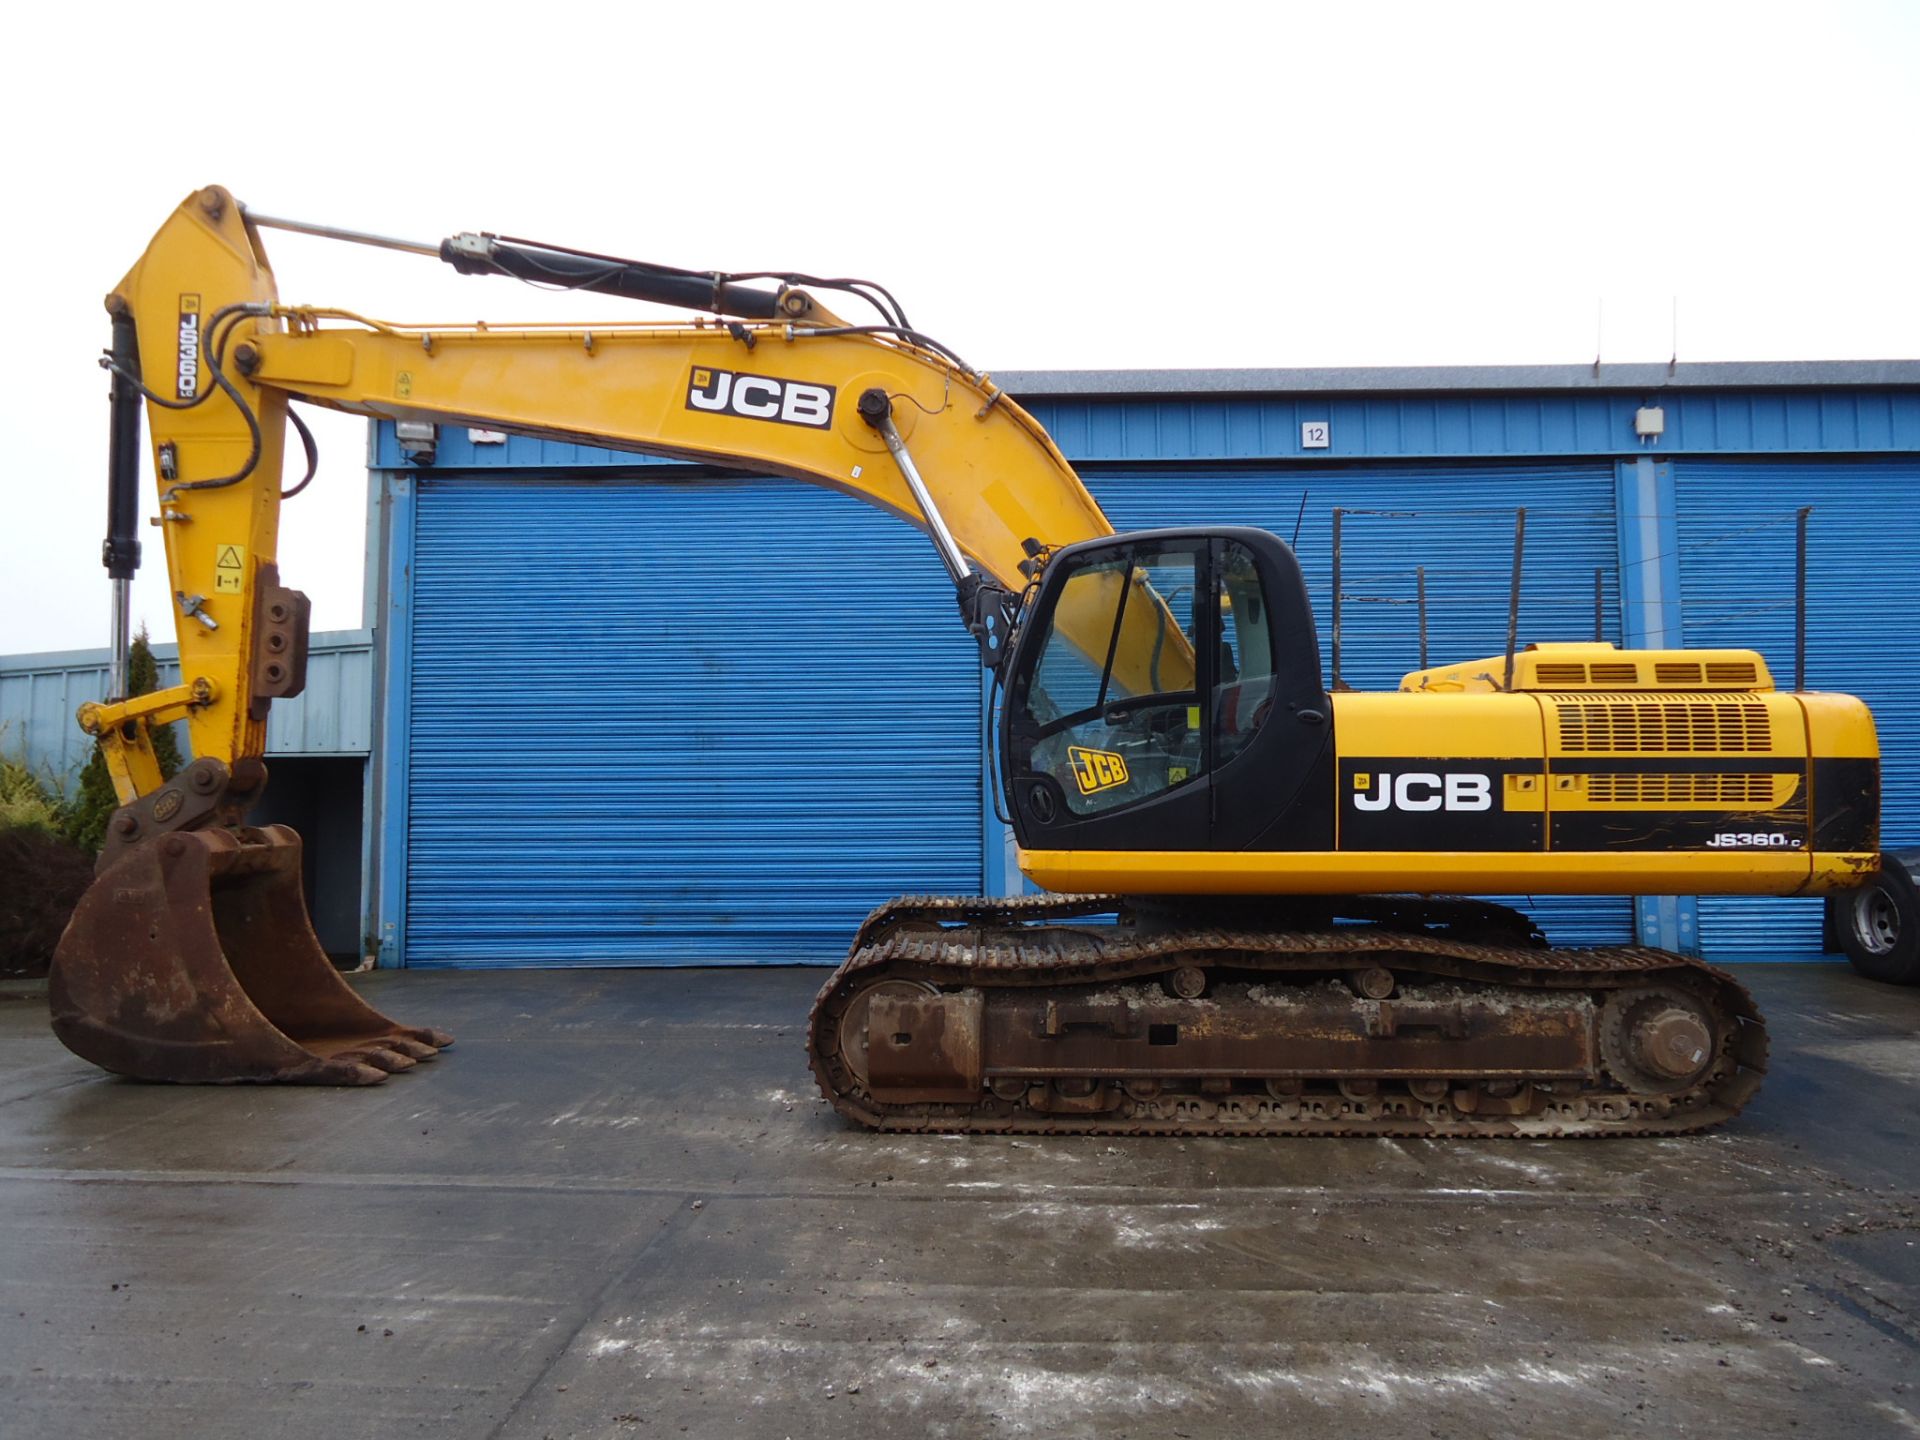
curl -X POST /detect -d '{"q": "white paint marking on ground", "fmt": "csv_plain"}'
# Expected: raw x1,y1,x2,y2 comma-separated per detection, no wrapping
579,1322,1658,1434
1111,1213,1227,1249
546,1109,644,1129
1800,1040,1920,1081
1226,1357,1600,1404
1470,1150,1563,1183
871,1349,1196,1429
1874,1402,1920,1437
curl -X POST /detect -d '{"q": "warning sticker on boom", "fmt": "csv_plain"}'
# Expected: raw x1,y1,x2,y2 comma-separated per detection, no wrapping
213,544,246,594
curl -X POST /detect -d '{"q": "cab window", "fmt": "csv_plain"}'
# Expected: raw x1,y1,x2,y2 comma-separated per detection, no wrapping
1019,543,1203,816
1214,540,1276,768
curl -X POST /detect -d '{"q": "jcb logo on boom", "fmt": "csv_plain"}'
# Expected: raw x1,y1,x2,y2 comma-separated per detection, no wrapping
1352,772,1493,812
686,367,836,428
176,294,202,401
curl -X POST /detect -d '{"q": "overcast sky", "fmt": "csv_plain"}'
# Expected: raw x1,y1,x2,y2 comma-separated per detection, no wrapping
3,0,1915,659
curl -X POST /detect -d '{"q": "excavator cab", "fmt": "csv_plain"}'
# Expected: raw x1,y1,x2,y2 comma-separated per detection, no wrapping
1002,526,1334,855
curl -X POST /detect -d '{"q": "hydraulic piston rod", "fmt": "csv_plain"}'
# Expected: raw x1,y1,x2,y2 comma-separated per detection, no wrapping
855,388,972,586
241,203,811,321
101,304,143,699
241,206,440,258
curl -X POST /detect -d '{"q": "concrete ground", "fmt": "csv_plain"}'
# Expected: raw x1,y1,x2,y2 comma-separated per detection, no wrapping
2,963,1917,1440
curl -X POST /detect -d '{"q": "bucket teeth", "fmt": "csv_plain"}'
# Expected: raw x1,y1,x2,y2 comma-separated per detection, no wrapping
276,1058,393,1087
49,824,452,1086
379,1037,440,1062
351,1047,419,1074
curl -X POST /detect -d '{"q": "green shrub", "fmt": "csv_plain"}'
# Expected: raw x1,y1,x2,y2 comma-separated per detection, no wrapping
0,627,187,976
0,757,62,832
63,751,118,857
0,760,91,979
0,824,94,979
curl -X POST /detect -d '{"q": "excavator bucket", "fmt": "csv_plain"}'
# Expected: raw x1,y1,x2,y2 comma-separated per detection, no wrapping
49,824,451,1084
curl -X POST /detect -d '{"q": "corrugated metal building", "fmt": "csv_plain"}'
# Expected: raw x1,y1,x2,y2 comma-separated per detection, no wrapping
0,632,374,955
10,362,1919,968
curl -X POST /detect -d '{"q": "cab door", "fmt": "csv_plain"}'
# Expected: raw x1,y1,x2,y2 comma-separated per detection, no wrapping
1001,526,1333,856
1208,532,1337,851
1004,535,1212,853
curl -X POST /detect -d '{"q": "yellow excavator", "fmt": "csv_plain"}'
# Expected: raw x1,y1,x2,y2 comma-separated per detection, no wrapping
52,185,1885,1135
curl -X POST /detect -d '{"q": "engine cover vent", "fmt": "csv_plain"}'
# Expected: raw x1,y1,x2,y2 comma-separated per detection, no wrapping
1583,772,1791,806
1553,697,1774,753
1400,644,1773,694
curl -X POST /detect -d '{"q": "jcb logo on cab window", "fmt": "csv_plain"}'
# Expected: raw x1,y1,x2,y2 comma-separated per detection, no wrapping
686,367,836,428
1352,771,1493,813
1068,746,1130,795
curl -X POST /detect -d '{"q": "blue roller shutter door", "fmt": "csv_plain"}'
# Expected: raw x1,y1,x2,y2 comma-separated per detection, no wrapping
402,473,983,968
1082,463,1631,944
1676,458,1920,959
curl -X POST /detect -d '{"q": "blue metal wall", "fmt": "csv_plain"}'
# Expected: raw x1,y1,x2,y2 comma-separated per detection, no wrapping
1027,389,1920,465
384,472,984,968
1675,457,1920,957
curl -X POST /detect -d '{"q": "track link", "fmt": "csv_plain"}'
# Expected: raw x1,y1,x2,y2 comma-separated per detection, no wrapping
806,894,1768,1138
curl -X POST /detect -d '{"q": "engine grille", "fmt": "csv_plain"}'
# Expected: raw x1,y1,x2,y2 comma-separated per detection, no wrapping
1528,659,1763,689
1553,697,1774,753
1651,660,1762,686
1584,772,1788,806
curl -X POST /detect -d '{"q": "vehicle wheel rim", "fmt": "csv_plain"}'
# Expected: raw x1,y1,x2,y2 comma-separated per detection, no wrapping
1850,886,1900,957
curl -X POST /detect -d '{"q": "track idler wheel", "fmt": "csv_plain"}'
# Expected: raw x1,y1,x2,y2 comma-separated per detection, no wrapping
49,824,451,1084
1598,985,1717,1096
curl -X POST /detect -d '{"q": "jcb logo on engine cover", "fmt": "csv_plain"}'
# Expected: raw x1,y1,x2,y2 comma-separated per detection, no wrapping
1067,746,1130,795
686,367,836,428
1352,771,1493,812
176,294,202,400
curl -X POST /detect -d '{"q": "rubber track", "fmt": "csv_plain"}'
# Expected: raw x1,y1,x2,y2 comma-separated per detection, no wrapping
805,894,1769,1138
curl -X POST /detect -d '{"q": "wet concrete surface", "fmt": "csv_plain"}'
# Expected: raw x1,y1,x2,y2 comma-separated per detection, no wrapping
1,961,1917,1439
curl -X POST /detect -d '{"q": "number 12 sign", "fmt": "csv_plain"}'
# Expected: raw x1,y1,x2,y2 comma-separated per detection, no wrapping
1301,421,1330,449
